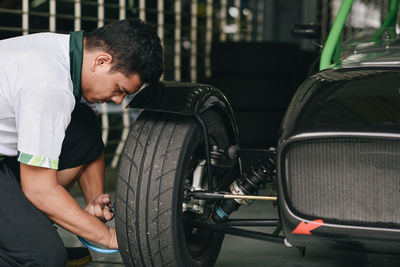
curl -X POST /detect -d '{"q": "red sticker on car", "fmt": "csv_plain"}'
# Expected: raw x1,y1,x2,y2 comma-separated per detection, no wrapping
291,219,324,235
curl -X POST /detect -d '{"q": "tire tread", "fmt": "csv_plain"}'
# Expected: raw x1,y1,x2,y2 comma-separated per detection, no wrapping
117,111,228,267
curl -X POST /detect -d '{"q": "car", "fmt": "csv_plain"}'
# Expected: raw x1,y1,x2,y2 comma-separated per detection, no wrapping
114,1,400,266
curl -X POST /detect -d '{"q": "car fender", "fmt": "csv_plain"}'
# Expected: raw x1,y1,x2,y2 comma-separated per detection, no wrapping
128,81,239,146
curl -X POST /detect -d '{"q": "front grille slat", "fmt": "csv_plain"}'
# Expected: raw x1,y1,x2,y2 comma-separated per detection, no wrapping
285,138,400,226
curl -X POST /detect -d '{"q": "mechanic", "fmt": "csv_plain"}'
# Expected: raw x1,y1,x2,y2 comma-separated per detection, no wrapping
0,17,163,266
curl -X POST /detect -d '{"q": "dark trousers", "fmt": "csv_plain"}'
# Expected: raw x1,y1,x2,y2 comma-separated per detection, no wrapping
0,102,104,266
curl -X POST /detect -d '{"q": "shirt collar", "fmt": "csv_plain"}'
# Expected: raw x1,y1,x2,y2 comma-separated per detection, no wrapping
69,30,84,100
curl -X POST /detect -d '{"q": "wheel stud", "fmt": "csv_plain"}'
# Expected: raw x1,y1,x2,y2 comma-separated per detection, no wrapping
191,227,199,235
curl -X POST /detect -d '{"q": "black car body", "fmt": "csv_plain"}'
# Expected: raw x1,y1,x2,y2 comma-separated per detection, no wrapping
115,1,400,266
278,67,400,254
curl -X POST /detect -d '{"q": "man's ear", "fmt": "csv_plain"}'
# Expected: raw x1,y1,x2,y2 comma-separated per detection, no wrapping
92,53,113,71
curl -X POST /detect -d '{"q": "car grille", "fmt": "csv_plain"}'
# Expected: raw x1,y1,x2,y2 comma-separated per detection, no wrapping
284,137,400,226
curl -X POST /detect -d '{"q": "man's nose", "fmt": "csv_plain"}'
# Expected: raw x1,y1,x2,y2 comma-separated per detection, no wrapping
111,94,125,104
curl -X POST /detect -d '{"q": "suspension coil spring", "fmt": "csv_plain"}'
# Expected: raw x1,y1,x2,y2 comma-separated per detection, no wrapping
212,159,275,222
210,145,224,166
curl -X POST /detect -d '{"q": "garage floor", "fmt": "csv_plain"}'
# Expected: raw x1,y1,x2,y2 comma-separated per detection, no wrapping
60,167,400,267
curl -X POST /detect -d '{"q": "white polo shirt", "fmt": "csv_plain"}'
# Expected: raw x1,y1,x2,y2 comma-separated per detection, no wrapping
0,33,76,169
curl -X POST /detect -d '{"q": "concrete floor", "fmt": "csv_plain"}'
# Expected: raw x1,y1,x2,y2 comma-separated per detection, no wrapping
60,168,400,267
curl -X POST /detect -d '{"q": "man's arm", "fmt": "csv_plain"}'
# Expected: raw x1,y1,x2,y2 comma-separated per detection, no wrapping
78,154,105,204
20,163,117,249
78,154,114,221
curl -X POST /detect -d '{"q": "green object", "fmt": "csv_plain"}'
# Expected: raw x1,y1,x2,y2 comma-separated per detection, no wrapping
372,0,399,42
320,0,400,71
319,0,354,70
69,30,85,100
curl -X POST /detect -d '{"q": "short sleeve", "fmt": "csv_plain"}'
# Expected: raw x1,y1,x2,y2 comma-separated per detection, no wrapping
15,56,75,169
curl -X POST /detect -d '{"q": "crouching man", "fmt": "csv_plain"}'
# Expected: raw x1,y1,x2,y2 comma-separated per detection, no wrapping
0,18,163,266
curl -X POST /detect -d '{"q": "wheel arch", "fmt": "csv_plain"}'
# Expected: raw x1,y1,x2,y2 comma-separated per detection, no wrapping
128,81,240,147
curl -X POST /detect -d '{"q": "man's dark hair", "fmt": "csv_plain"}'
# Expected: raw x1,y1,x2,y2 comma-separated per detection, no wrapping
85,17,163,83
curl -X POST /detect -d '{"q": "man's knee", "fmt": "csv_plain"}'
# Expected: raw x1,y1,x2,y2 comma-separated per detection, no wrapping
33,235,67,267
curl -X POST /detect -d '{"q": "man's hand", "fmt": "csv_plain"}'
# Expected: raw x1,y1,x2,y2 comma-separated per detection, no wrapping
85,194,114,221
107,227,118,249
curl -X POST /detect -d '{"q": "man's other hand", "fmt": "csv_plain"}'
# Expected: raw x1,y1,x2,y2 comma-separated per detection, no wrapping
85,194,114,221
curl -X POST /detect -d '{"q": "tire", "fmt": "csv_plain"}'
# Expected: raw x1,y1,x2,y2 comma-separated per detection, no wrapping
116,109,232,267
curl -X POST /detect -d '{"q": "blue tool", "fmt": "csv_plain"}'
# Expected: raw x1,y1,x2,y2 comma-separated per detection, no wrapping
77,236,119,254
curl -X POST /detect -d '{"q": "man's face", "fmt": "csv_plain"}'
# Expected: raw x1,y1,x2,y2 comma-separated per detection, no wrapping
81,52,144,104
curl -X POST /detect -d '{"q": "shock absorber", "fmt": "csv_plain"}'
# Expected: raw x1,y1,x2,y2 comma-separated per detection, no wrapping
212,160,274,223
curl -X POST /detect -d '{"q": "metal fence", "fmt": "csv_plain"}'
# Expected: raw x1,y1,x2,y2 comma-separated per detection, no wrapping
0,0,396,167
